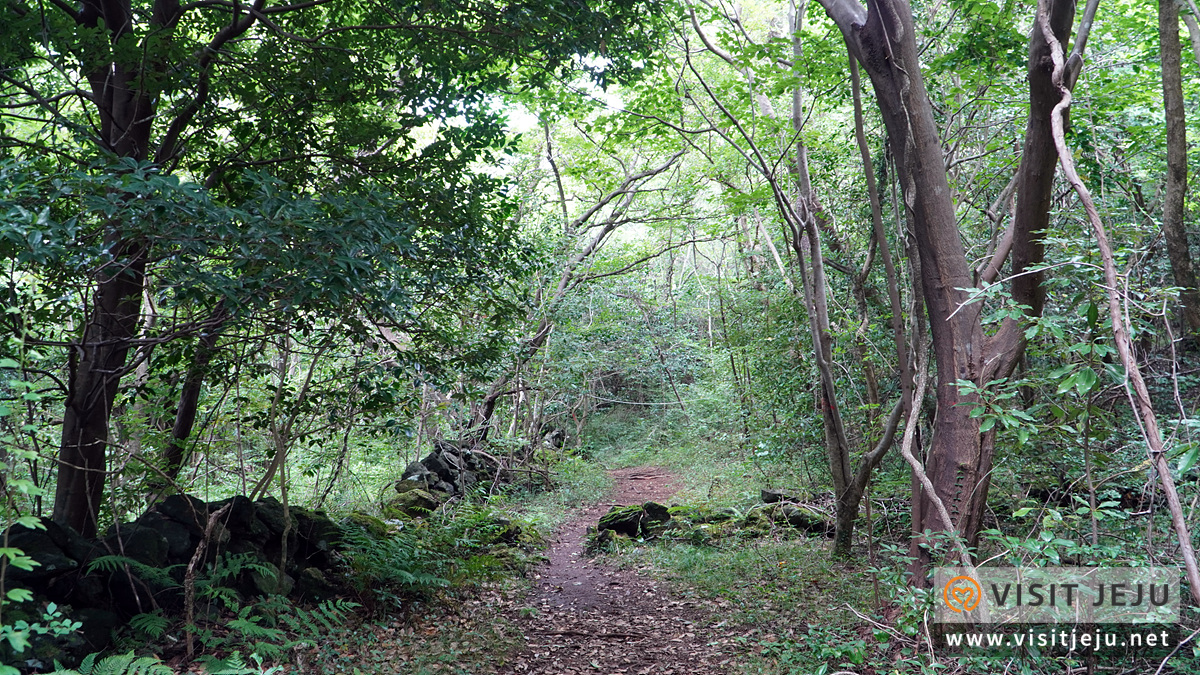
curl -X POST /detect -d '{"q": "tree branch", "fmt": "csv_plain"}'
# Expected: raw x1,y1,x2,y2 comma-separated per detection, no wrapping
154,0,266,164
1038,0,1200,603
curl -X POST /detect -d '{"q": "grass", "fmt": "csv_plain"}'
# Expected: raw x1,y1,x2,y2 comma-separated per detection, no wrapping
578,397,829,510
491,453,613,532
576,401,1200,675
580,401,905,674
613,538,873,627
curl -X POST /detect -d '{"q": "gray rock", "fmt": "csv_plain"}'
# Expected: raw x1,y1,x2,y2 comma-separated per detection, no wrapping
250,562,294,596
107,566,159,615
47,571,107,608
293,507,341,550
154,494,210,534
761,488,807,504
74,607,118,651
293,507,341,568
211,495,257,535
295,567,336,601
781,504,829,532
598,502,671,538
5,524,77,581
136,512,195,562
254,496,298,536
401,462,434,483
421,452,456,482
394,478,429,493
384,489,441,518
102,525,168,567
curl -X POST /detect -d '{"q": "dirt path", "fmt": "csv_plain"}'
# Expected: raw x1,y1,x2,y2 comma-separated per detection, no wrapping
499,467,736,675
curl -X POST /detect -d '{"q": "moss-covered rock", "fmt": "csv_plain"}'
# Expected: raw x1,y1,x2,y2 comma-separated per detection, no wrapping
668,504,739,524
741,503,831,535
741,503,776,534
780,503,828,532
760,488,811,504
597,501,671,539
382,489,442,519
585,527,635,554
343,512,391,538
490,517,542,549
249,561,294,596
598,505,643,536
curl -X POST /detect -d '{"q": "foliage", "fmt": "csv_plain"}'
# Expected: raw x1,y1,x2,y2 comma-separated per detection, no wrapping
0,602,79,668
1,0,1199,669
49,652,172,675
340,505,515,612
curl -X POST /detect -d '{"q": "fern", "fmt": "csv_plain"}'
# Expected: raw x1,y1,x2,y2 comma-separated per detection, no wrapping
196,582,241,611
128,612,169,639
341,524,450,597
85,556,180,589
195,652,284,675
226,606,285,643
278,598,360,641
50,651,172,675
249,640,286,661
194,653,253,675
193,552,280,612
203,552,277,586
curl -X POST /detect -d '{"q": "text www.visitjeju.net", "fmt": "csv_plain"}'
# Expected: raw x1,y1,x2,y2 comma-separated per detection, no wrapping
943,629,1173,651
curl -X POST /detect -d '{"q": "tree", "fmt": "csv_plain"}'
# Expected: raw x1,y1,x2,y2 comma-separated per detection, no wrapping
1159,0,1200,338
468,118,687,445
814,0,1100,566
0,0,666,537
680,0,907,556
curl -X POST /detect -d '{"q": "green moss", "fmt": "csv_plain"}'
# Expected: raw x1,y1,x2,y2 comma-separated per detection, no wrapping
381,489,441,519
343,511,391,538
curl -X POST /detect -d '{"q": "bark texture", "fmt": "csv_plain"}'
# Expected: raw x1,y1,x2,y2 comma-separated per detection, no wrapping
822,0,989,549
1160,0,1200,338
54,0,160,537
815,0,1096,571
1010,0,1076,319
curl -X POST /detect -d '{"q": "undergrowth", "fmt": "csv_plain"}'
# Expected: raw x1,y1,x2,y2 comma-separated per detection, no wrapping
492,453,612,530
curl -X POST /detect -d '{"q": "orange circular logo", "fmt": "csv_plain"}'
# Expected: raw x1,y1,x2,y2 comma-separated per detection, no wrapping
943,575,982,613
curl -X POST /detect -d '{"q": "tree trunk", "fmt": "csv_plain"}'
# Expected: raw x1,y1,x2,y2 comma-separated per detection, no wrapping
1011,0,1076,319
163,312,227,482
1160,0,1200,338
54,239,147,538
53,0,159,537
819,0,993,565
818,0,1097,572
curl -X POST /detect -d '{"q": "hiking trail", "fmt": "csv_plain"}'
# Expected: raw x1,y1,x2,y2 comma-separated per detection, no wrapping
499,466,736,675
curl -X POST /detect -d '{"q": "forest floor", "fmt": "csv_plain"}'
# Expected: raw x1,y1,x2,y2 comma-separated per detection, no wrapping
495,466,741,675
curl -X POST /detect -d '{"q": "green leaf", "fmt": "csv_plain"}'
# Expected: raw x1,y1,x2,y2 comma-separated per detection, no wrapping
1178,444,1200,474
4,630,31,653
0,548,40,571
1056,372,1078,395
1074,369,1098,395
14,516,43,530
979,417,996,432
0,358,18,369
1013,507,1033,517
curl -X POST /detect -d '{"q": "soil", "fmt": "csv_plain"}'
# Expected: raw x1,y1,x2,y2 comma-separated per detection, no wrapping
499,466,737,675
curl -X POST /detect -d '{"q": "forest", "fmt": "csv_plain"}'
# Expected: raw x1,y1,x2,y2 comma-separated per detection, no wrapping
1,0,1199,672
